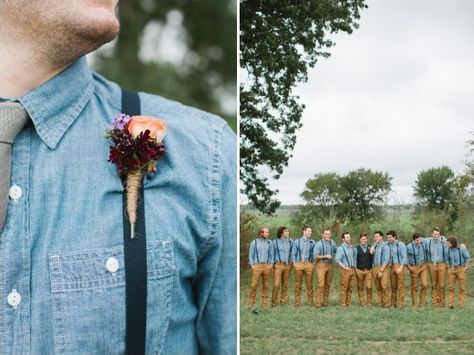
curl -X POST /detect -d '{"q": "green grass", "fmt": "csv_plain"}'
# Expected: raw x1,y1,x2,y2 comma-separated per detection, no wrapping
240,269,474,354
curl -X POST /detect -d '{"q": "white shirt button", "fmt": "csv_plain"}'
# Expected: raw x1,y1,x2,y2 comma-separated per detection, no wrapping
106,257,119,273
7,289,22,308
9,185,22,200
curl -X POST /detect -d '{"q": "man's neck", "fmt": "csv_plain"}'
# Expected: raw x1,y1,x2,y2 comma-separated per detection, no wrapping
0,37,70,98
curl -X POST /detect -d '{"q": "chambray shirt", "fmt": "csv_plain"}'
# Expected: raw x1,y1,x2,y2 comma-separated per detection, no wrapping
271,238,293,264
423,238,448,263
314,240,337,263
291,237,314,262
387,240,407,265
447,248,471,267
406,242,426,265
248,238,272,265
0,58,236,355
372,242,389,267
335,243,357,268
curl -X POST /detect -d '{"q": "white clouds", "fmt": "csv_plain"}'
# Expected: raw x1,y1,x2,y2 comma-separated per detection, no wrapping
270,0,474,205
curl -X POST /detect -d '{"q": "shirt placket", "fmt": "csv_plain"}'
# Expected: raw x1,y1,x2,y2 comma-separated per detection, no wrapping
0,128,31,354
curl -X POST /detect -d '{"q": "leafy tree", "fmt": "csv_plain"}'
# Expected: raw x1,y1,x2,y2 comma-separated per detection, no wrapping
341,168,392,221
294,169,391,226
413,166,456,210
92,0,236,128
293,173,345,227
240,0,367,214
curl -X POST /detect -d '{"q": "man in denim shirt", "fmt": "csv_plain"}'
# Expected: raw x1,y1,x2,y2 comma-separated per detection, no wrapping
423,227,449,307
446,237,471,308
313,228,337,308
247,227,272,308
335,232,357,307
386,231,407,308
406,233,428,309
270,226,293,307
291,226,315,306
0,2,236,354
370,231,390,307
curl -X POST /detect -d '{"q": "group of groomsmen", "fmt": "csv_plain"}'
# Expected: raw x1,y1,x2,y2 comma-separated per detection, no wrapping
247,226,471,309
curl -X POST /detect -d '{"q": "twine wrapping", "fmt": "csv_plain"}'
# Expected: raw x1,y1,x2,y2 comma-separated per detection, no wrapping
126,171,142,239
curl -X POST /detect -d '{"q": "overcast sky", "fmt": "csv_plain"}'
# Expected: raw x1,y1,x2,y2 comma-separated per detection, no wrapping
269,0,474,205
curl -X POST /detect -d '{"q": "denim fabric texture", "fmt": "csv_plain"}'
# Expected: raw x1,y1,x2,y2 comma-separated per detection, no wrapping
270,238,293,264
387,241,407,266
423,238,449,263
291,237,315,263
447,247,471,267
313,240,337,258
373,242,389,267
335,243,357,268
406,242,426,265
0,57,237,355
248,238,271,265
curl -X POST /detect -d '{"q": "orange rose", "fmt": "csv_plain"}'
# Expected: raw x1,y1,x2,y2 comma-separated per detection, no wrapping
128,115,166,142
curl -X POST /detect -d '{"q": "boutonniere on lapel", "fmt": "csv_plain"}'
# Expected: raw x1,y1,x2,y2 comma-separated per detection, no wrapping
105,114,166,239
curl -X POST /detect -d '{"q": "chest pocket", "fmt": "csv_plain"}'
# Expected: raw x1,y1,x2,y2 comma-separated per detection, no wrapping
49,240,175,355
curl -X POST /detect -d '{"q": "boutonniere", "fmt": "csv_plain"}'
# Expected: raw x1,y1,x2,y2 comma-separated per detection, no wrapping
106,114,166,239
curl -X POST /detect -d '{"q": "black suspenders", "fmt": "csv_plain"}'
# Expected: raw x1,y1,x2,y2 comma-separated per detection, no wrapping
122,89,147,355
276,239,282,263
342,245,352,267
254,240,260,264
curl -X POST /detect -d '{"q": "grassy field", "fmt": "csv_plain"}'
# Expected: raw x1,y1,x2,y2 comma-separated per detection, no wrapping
240,206,474,354
240,268,474,354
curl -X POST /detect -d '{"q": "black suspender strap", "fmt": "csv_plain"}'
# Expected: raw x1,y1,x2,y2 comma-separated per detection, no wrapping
342,245,352,267
412,244,417,265
276,239,282,263
121,88,147,355
297,239,301,261
397,243,400,265
267,241,271,263
254,239,259,264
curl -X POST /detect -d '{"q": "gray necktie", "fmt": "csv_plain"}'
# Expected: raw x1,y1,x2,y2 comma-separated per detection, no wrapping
0,102,28,232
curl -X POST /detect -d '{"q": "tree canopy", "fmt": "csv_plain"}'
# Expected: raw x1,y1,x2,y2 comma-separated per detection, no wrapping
413,166,456,211
240,0,367,214
294,168,391,227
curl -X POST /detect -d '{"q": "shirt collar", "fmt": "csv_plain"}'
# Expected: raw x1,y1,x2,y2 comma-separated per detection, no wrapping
18,57,94,149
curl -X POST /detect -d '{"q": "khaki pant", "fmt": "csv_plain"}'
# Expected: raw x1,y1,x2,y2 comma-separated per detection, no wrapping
294,261,315,305
408,264,427,308
272,263,292,306
315,262,333,307
390,264,405,308
372,266,390,307
355,268,373,306
247,263,273,307
338,267,354,307
428,262,447,307
448,267,467,308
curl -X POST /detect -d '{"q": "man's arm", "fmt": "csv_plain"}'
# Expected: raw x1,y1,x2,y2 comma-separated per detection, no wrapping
313,241,324,260
249,240,255,266
194,124,236,354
